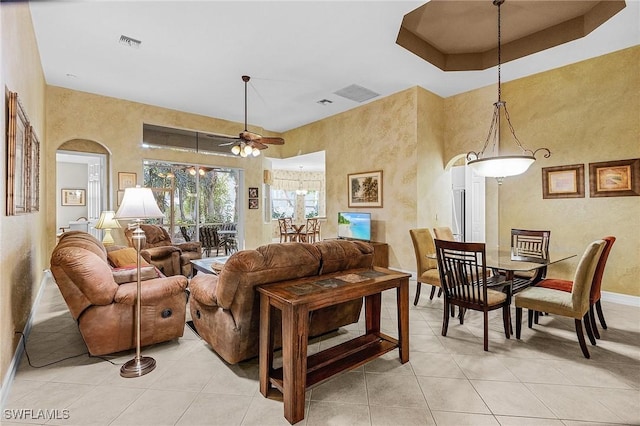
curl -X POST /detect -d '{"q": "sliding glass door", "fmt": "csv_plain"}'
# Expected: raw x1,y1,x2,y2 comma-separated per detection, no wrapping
143,161,241,250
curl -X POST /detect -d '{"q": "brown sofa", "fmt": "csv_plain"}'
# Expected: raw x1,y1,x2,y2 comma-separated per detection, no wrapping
50,231,189,356
125,224,202,277
189,239,374,364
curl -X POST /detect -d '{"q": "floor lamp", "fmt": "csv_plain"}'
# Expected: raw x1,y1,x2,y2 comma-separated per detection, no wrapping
94,210,121,246
114,185,164,378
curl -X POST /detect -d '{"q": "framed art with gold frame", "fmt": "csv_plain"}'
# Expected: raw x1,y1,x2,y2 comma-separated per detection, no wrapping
348,170,383,208
118,172,137,190
589,158,640,197
542,164,585,199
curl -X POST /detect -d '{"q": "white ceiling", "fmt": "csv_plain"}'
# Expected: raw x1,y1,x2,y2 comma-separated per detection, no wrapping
30,0,639,137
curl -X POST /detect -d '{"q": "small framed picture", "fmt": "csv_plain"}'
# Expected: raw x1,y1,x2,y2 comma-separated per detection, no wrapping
248,187,259,198
542,164,585,199
589,158,640,197
248,198,259,209
118,172,137,190
348,170,383,208
61,189,86,206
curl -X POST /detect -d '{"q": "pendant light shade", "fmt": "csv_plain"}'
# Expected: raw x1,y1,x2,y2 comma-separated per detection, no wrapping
466,0,550,182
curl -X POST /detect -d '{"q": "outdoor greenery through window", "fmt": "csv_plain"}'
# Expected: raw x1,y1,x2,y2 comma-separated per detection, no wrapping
271,189,319,220
143,160,240,243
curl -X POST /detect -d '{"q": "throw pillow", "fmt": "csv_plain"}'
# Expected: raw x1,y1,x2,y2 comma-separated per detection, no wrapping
107,247,150,268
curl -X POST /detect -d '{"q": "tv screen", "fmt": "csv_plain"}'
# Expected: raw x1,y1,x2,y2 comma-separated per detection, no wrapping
338,212,371,241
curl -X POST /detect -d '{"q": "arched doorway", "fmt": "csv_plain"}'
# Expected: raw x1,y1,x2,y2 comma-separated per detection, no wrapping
56,139,110,240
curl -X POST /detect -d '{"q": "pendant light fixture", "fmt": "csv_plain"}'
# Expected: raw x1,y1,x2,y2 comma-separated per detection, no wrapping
466,0,550,183
296,166,308,195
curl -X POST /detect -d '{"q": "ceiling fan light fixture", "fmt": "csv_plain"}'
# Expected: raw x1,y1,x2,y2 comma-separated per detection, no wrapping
252,147,261,157
231,145,241,155
244,144,254,155
466,0,550,183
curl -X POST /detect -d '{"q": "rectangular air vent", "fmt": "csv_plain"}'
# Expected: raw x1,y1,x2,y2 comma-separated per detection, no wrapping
334,84,379,103
119,35,142,49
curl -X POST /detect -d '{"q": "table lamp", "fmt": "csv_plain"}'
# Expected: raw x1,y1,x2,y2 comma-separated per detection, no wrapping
94,210,121,246
114,185,164,378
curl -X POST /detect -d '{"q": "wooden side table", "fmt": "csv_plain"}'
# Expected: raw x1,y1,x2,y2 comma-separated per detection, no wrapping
258,267,410,424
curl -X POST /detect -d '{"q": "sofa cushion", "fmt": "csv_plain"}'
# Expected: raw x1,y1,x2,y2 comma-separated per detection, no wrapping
108,247,150,268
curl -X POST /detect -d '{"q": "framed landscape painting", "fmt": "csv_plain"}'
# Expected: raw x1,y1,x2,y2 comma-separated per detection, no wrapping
542,164,585,199
348,170,383,208
589,158,640,197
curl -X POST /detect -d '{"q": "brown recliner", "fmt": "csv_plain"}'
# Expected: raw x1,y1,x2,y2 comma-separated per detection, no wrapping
50,231,189,356
125,224,202,277
189,239,374,364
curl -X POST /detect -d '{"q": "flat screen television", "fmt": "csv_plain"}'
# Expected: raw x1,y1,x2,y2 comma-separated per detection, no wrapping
337,212,371,242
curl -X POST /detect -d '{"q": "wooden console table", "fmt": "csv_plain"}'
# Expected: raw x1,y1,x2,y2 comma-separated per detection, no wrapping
258,267,410,424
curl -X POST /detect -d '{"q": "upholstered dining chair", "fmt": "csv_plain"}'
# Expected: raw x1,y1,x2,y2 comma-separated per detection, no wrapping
514,239,606,359
433,226,456,241
434,239,511,351
409,228,442,306
535,236,615,340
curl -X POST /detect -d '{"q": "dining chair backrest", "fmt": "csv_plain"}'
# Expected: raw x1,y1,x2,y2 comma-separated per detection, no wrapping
511,228,550,262
570,239,606,315
305,218,318,242
433,227,455,242
179,226,191,242
589,236,615,303
434,239,489,308
199,226,219,254
409,228,437,274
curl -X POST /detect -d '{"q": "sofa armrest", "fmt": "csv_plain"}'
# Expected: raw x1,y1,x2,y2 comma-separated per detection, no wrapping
112,265,161,284
142,245,181,260
188,273,220,307
175,241,202,253
114,275,188,305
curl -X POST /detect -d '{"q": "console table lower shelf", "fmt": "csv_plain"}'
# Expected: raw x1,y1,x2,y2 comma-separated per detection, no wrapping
258,267,410,425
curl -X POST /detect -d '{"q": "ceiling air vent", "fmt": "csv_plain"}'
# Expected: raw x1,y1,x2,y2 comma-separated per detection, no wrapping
334,84,379,103
119,35,142,49
316,99,333,105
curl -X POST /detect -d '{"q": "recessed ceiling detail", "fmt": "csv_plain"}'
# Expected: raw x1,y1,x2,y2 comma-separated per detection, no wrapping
334,84,380,103
396,0,626,71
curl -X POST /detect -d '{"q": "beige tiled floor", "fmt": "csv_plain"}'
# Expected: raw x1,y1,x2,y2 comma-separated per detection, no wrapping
4,274,640,425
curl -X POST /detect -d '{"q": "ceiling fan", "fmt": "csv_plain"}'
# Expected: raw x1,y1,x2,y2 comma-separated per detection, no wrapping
218,75,285,157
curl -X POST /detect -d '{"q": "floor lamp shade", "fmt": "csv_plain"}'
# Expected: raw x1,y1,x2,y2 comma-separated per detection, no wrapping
113,186,164,378
94,210,121,246
114,186,164,220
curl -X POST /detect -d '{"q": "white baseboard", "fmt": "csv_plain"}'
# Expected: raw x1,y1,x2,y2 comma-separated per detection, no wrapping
0,270,50,411
601,290,640,307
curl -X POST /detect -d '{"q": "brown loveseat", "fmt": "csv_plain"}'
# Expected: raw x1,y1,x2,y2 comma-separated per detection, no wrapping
125,224,202,277
189,239,374,364
50,231,189,356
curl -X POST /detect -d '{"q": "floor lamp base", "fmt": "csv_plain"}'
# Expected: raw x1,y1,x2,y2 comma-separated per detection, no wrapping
120,356,156,378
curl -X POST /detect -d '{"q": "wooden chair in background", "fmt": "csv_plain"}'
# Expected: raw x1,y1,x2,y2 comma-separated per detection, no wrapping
409,228,442,306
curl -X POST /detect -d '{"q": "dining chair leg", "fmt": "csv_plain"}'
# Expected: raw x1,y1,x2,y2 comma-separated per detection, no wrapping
527,309,534,329
437,288,443,297
483,311,489,351
584,313,596,346
574,318,590,359
502,305,510,339
515,307,522,339
429,286,436,300
595,300,608,329
413,282,422,306
589,305,600,339
441,301,450,337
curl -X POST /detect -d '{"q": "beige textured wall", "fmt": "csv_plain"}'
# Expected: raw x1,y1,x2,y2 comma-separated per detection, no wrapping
497,47,640,295
45,87,283,255
0,3,46,386
281,87,448,271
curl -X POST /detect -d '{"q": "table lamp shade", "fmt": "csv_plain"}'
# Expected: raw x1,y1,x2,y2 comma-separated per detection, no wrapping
115,186,164,220
95,210,121,230
95,210,121,246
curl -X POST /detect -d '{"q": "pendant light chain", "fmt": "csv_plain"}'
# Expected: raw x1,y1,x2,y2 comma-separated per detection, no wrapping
497,0,502,103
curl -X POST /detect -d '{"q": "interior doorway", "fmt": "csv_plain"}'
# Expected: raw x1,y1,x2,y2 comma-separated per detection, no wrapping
56,150,108,239
450,164,485,243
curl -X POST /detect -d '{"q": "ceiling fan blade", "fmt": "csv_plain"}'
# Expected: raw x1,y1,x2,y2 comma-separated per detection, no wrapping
258,137,285,145
250,141,269,150
240,131,262,141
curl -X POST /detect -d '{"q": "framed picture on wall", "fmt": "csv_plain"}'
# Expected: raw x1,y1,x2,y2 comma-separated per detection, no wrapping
61,189,86,206
118,172,137,190
347,170,383,208
542,164,585,199
589,158,640,197
28,126,40,212
248,198,259,209
6,91,29,215
248,187,259,198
